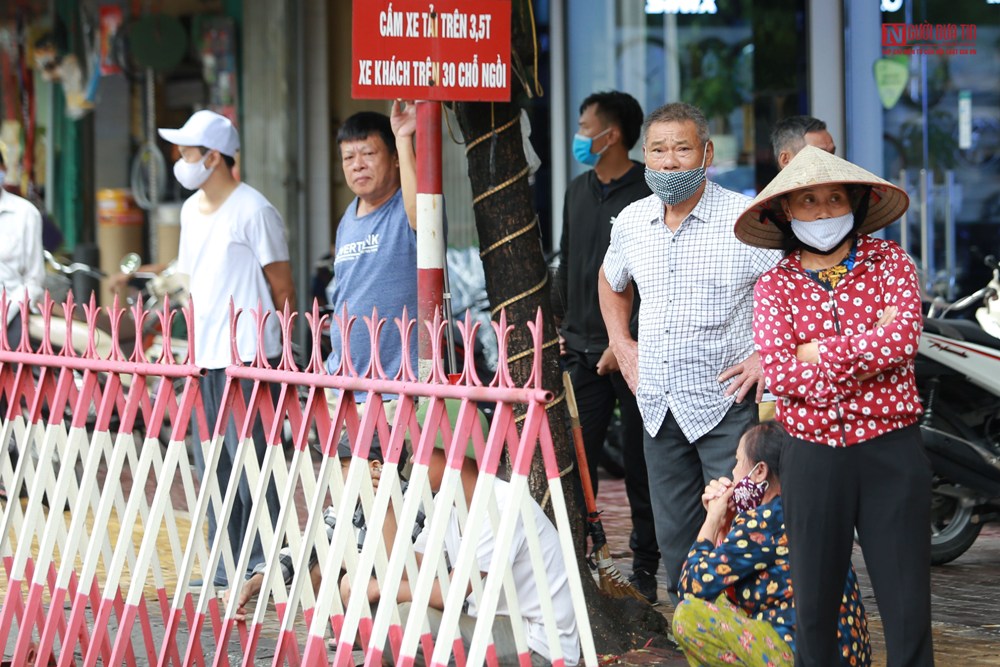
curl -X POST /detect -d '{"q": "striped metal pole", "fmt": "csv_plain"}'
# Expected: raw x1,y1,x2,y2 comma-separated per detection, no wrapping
416,101,445,381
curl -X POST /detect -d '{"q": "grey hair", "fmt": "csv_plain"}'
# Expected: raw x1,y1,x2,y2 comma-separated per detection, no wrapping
642,103,709,145
770,115,827,159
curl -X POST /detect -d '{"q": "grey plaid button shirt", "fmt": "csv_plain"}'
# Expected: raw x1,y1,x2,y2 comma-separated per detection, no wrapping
603,182,780,441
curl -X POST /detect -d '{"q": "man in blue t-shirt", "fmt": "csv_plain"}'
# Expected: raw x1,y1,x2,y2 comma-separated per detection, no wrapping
326,103,417,433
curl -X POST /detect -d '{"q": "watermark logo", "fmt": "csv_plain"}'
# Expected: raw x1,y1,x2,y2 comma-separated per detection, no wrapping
882,23,977,55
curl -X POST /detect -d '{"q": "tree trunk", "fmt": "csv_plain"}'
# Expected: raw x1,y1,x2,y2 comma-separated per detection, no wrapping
453,101,563,508
455,97,666,658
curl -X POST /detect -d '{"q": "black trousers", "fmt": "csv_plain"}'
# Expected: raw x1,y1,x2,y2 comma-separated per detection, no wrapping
564,347,659,572
783,424,934,667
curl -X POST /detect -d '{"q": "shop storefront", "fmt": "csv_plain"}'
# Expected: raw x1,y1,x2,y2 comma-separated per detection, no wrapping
0,0,243,284
5,1,996,305
872,0,1000,297
549,0,998,296
548,0,809,243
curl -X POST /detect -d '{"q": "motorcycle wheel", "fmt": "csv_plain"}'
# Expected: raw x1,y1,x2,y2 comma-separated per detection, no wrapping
923,404,986,565
930,479,982,565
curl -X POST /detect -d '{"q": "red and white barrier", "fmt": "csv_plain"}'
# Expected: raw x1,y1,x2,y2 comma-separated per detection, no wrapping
0,293,596,666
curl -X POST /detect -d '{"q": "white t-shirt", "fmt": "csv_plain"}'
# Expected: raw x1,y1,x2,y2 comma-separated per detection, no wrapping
415,480,580,665
0,189,44,325
176,183,289,369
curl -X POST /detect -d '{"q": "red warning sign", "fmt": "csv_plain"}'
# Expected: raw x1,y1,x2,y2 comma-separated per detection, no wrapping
352,1,512,102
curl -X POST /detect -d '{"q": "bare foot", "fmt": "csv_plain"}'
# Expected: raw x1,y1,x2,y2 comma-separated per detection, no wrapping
229,572,264,622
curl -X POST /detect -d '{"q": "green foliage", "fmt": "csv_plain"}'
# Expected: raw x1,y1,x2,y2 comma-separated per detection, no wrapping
682,38,742,121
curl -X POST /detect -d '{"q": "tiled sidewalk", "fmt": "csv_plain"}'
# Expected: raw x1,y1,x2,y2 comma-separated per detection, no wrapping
7,454,999,665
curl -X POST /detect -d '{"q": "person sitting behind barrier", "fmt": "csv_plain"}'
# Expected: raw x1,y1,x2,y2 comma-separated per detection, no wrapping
232,429,413,614
346,443,579,666
232,399,469,608
672,422,871,666
233,399,580,666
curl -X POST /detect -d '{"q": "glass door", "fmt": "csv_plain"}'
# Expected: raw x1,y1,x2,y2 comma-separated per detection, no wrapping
564,0,808,198
879,0,1000,299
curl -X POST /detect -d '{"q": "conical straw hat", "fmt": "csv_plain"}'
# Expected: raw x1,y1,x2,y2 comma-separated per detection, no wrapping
734,146,909,249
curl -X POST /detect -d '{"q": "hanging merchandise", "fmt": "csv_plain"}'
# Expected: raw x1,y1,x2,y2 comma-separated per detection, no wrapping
129,70,167,212
125,10,185,239
98,5,123,76
33,6,102,119
0,26,24,187
15,11,36,194
0,10,39,194
196,16,239,123
126,13,186,73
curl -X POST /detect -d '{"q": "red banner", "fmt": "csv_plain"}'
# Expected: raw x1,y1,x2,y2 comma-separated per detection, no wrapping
352,0,512,102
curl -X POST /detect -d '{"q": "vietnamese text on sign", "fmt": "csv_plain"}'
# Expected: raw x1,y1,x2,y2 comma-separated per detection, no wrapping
352,0,512,102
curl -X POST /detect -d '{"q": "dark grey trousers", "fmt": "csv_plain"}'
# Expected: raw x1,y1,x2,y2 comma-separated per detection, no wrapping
193,364,281,587
783,424,934,667
643,399,755,595
564,348,659,573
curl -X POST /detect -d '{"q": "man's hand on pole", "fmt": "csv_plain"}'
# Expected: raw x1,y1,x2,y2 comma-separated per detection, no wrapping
391,99,418,230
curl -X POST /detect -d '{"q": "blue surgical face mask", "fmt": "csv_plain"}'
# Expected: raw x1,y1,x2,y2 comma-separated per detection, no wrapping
790,212,855,253
0,169,6,184
644,143,709,206
572,128,611,167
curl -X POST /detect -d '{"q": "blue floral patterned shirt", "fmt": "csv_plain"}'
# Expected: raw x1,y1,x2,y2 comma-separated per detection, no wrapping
678,496,871,663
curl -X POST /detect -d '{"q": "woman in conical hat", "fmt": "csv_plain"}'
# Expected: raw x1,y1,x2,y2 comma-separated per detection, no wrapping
736,146,934,665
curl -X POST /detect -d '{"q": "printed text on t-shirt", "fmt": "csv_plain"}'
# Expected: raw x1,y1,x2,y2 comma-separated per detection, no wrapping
336,234,381,264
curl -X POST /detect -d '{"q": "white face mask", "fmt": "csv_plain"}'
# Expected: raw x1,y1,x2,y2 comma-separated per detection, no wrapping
790,212,855,253
173,153,214,190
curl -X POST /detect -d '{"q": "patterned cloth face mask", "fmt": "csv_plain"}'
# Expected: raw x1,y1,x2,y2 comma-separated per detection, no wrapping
644,142,708,206
732,462,769,513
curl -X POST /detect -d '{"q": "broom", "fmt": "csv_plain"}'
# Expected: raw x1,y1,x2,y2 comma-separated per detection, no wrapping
563,371,649,602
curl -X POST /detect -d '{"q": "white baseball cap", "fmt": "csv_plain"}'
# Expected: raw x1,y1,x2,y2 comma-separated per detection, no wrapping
158,110,240,157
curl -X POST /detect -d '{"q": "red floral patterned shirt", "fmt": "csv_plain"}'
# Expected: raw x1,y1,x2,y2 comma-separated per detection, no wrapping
753,236,922,447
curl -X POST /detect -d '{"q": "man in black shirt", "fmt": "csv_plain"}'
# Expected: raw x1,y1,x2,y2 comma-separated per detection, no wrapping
556,91,659,603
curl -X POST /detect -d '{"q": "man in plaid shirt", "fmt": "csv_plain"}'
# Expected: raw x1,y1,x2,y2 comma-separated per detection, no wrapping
598,102,779,601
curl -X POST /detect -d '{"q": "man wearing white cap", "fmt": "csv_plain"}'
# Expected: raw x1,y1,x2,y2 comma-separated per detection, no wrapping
159,110,295,587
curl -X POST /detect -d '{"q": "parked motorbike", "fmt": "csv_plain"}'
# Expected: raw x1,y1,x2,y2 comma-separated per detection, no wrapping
32,251,113,358
35,251,188,363
117,252,189,363
918,255,1000,565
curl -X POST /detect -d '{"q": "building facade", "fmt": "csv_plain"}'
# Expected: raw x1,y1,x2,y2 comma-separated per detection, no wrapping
4,0,996,310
